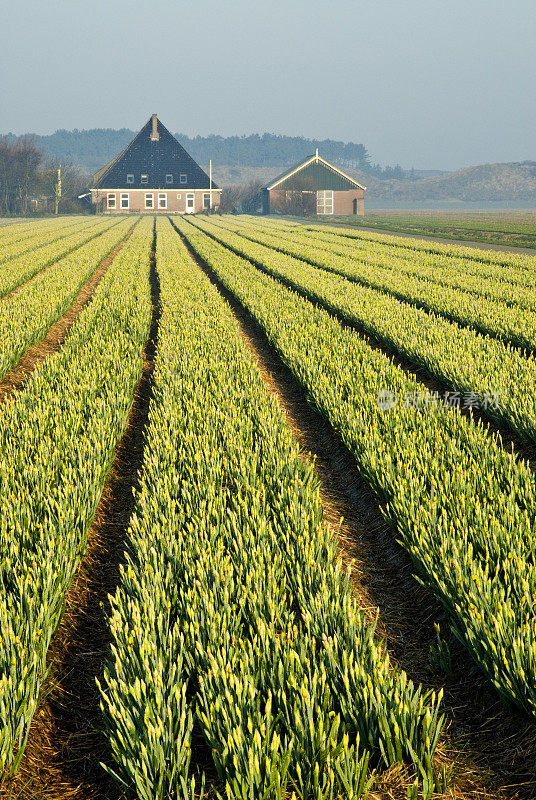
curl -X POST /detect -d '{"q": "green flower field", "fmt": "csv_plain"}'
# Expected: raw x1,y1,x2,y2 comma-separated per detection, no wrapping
0,214,535,799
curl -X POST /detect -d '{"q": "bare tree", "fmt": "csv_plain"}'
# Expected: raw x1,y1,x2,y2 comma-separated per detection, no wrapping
38,160,91,213
219,184,243,214
218,180,265,214
240,180,264,213
0,137,42,215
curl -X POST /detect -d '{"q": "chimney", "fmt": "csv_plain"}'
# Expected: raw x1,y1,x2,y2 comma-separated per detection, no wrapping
151,114,159,141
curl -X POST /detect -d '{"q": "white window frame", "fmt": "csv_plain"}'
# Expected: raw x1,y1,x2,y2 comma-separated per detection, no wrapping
107,193,116,209
317,190,334,215
176,193,182,199
141,174,148,184
186,193,195,212
145,193,154,209
158,193,167,209
120,193,129,209
126,174,134,185
180,174,187,184
203,193,211,209
166,174,173,184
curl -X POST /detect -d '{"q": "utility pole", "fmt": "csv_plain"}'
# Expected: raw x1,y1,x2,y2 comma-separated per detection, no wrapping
54,167,62,215
209,159,212,211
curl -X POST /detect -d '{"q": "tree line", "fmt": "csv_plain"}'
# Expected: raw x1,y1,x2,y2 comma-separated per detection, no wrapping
0,136,90,215
4,129,373,173
0,129,432,216
2,128,431,186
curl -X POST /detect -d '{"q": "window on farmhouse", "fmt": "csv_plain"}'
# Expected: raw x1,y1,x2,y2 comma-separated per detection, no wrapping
145,193,154,209
126,174,134,184
316,190,333,215
180,174,187,184
141,174,148,184
120,193,129,209
158,193,167,209
107,193,116,209
203,193,210,209
166,174,173,184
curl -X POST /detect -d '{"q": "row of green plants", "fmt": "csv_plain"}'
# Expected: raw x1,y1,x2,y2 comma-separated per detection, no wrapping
0,215,90,248
332,212,536,248
191,216,536,444
0,217,154,776
300,220,536,278
0,216,104,265
235,216,536,302
0,217,136,383
0,216,122,298
309,222,536,288
207,216,536,352
99,217,445,800
252,215,535,282
303,219,533,268
174,216,536,720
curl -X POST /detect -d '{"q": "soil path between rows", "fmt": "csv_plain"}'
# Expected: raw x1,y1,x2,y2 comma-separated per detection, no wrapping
0,223,136,406
0,223,161,800
173,217,536,800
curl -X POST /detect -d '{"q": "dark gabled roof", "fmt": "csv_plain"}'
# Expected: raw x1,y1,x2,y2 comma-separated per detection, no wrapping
93,146,129,186
266,153,366,192
92,116,218,190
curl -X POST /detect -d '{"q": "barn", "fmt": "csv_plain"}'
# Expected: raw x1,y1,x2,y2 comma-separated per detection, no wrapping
91,115,221,214
262,151,366,216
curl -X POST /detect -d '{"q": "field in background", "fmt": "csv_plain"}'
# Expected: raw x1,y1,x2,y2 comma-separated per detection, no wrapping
328,209,536,249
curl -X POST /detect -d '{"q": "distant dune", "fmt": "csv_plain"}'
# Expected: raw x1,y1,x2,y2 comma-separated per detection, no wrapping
352,162,536,203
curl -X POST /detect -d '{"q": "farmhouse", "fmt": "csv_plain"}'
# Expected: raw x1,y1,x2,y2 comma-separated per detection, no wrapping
262,151,366,216
91,115,221,214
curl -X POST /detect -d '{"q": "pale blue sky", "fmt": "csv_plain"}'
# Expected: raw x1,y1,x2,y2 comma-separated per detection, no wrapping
0,0,534,169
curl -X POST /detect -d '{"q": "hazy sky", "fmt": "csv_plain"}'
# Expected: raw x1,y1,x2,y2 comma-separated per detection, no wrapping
0,0,534,170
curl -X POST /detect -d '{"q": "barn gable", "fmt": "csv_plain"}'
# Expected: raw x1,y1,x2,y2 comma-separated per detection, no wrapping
93,115,217,191
267,152,366,192
262,151,366,216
